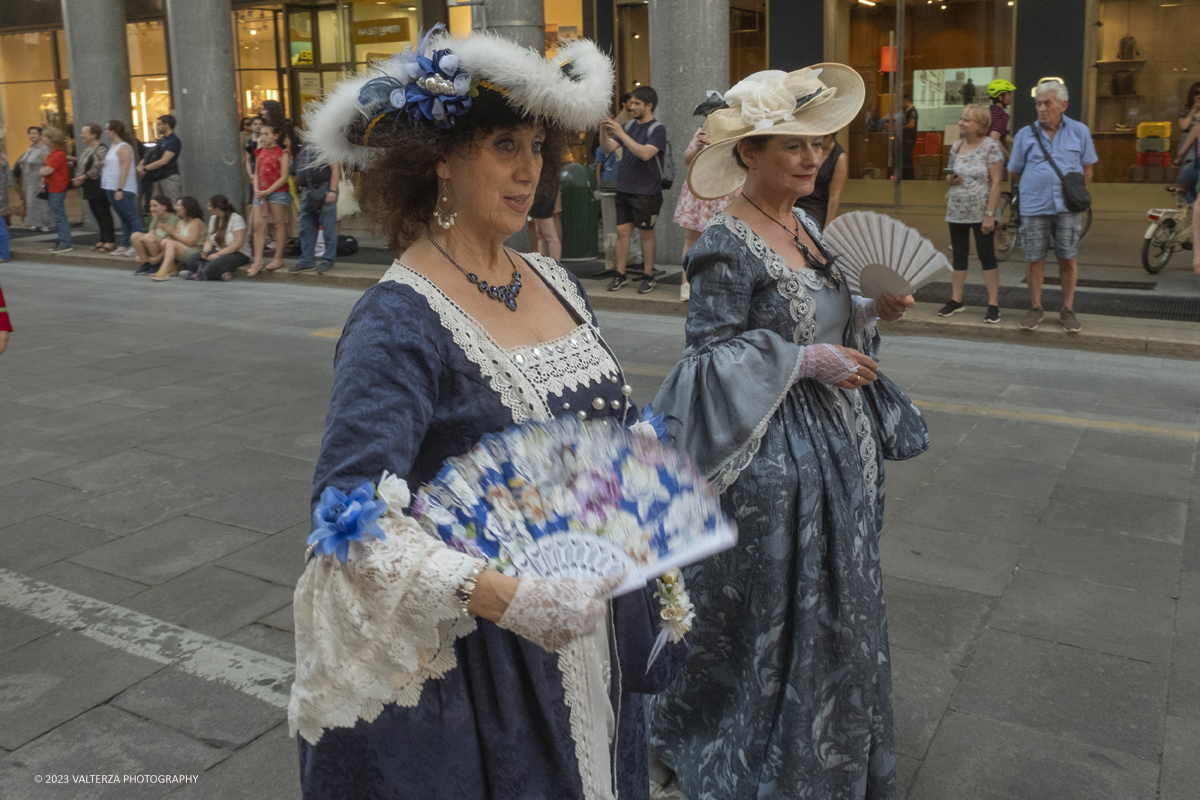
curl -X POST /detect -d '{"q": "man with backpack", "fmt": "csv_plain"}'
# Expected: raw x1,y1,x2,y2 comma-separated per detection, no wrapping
289,142,341,274
600,85,671,294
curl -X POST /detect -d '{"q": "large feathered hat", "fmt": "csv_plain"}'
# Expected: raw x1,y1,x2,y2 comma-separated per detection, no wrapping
688,64,865,199
305,25,614,168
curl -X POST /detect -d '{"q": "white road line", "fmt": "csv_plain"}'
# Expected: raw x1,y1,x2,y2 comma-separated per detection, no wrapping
0,568,293,709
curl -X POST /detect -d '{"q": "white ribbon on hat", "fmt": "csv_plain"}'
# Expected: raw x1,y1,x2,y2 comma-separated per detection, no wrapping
724,68,837,132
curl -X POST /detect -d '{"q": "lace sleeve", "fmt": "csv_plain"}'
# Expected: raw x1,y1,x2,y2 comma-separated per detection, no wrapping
291,284,479,745
289,514,479,745
852,295,879,340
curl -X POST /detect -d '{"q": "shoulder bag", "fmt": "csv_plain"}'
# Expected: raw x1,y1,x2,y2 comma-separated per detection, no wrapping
1031,123,1091,213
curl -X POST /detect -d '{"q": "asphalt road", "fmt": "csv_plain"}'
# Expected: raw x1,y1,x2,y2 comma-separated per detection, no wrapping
0,261,1197,799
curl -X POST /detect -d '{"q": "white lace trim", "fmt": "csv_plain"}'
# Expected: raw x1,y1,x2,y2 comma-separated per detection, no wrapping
559,637,616,800
380,263,550,422
707,213,877,501
710,346,806,493
522,251,594,323
852,296,879,347
289,514,479,745
507,326,620,399
369,258,613,794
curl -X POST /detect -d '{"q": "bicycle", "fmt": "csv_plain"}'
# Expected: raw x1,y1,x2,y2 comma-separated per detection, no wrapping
995,188,1092,262
1141,186,1193,274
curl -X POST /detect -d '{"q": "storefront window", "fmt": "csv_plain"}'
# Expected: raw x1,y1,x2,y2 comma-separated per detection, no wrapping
616,1,649,95
1090,0,1200,183
127,21,170,145
347,1,420,66
236,8,284,118
545,0,583,56
0,31,63,168
838,0,1014,186
730,0,766,84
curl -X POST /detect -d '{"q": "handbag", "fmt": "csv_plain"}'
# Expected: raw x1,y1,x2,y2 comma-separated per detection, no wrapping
36,184,49,201
1031,124,1091,213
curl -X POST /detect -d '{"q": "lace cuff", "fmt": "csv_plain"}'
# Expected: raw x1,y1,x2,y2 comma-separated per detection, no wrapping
288,514,479,745
853,296,879,337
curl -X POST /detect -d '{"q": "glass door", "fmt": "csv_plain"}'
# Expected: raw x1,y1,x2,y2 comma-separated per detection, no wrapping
836,0,1015,203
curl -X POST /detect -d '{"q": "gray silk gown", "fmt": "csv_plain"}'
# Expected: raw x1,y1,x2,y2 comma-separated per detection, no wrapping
646,211,930,800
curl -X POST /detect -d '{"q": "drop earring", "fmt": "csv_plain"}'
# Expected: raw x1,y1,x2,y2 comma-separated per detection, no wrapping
435,179,457,229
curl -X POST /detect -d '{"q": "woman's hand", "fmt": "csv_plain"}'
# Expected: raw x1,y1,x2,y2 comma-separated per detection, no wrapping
981,216,996,234
114,190,124,200
946,173,964,186
696,132,711,148
876,292,915,322
832,346,879,390
159,222,175,236
254,189,267,200
494,573,623,652
71,175,85,187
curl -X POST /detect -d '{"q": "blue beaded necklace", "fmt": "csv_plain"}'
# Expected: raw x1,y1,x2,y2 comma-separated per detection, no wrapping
428,232,523,311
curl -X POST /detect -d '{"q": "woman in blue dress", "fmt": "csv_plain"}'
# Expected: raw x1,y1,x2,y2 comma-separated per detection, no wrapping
645,66,930,800
291,29,688,800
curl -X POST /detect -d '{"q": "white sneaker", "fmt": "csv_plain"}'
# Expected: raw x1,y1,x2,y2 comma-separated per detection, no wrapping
113,246,135,257
680,282,690,302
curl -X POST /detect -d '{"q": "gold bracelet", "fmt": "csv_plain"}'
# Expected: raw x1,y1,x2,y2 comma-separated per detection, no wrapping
455,560,487,617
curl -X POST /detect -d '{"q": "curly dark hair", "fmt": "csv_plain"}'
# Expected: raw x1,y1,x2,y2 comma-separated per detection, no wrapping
358,91,570,252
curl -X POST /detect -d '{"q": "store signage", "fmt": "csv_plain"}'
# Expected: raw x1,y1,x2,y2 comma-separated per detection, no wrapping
353,20,411,45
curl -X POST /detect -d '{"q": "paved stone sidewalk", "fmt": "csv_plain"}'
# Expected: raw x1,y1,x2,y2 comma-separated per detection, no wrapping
0,261,1196,799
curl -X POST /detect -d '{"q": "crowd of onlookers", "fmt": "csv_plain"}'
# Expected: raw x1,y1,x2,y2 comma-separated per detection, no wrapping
1,99,343,279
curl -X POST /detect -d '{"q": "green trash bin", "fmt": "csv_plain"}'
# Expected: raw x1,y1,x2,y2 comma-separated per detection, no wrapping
559,161,598,260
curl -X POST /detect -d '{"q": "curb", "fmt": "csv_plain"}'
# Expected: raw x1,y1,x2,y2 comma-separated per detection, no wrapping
880,303,1200,360
11,245,1200,360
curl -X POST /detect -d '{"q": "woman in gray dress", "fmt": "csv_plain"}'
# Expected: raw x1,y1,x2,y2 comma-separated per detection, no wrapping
15,126,53,230
646,65,930,800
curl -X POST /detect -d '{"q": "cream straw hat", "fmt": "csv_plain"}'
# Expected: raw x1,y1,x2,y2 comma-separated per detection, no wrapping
687,64,865,200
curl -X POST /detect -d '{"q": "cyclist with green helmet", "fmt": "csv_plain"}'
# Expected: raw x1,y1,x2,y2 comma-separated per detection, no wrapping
988,79,1017,155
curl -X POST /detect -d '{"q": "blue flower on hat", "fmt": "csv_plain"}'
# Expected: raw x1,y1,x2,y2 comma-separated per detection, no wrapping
308,482,389,563
356,24,478,130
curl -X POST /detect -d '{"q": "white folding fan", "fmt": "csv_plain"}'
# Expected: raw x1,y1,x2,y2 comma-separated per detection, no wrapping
823,210,951,299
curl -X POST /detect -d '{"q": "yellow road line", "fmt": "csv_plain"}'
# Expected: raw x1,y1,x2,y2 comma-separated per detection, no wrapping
312,327,342,339
914,399,1199,441
304,340,1193,441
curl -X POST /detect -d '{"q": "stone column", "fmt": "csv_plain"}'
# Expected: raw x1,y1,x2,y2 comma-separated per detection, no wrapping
62,0,133,232
61,0,134,137
474,0,545,53
648,0,729,266
165,0,243,212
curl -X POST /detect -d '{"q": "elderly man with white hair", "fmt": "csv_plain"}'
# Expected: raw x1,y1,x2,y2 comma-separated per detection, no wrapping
1008,80,1098,333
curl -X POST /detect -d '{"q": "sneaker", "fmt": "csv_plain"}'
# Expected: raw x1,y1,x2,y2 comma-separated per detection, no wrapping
111,246,135,257
638,275,656,294
680,282,691,302
937,300,965,317
1060,308,1081,333
1019,306,1044,330
134,262,155,275
316,262,334,275
48,245,74,254
607,273,628,292
288,262,315,273
178,270,194,280
984,305,1001,324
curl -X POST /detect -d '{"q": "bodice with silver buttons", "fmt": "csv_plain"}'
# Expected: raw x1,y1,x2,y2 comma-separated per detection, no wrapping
506,322,635,424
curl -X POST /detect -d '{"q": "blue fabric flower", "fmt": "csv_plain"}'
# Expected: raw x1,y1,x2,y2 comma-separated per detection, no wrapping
355,24,476,129
309,482,389,563
640,404,671,442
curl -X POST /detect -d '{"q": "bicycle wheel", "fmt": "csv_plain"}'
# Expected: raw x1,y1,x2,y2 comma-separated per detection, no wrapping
1080,207,1093,239
995,193,1019,262
1141,220,1178,274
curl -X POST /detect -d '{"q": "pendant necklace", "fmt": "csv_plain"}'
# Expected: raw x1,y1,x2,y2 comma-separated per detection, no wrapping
741,194,837,281
428,232,523,311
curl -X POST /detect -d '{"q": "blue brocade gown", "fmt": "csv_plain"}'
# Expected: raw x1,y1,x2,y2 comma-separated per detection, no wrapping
297,254,689,800
645,212,930,800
